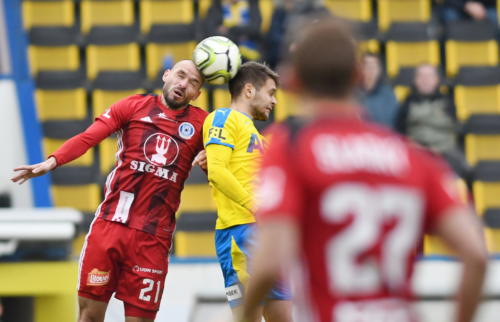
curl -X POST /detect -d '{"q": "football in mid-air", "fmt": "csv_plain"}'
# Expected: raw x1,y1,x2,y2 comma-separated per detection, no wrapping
192,36,241,85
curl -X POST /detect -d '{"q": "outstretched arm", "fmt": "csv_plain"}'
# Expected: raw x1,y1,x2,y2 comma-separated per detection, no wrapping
11,119,114,185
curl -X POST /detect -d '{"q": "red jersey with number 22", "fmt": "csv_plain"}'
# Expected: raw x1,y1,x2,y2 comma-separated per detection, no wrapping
257,116,463,322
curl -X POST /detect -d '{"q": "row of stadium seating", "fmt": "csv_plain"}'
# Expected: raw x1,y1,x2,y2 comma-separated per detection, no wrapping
22,0,500,35
26,20,499,84
22,1,500,258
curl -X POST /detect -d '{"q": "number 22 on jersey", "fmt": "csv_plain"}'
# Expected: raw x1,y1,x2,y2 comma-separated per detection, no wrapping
321,183,424,295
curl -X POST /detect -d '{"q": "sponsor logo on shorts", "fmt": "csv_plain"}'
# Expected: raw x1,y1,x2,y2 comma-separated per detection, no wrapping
133,265,164,275
225,284,242,302
87,268,110,286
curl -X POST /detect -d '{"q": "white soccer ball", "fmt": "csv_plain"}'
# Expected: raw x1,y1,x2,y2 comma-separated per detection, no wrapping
192,36,241,85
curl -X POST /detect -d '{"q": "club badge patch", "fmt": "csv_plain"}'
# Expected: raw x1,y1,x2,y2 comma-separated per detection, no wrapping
179,122,195,139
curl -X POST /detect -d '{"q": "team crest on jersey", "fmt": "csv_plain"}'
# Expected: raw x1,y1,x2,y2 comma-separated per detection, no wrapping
178,122,195,140
143,133,179,166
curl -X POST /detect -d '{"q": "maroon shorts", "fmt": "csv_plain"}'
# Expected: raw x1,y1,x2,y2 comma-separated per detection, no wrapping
78,217,171,319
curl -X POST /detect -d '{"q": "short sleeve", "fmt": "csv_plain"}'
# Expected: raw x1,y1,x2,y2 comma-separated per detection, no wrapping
256,125,303,222
203,108,236,149
95,95,136,132
422,152,466,231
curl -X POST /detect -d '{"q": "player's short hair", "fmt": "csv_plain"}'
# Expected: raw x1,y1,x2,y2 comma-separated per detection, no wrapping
291,18,358,98
229,62,279,99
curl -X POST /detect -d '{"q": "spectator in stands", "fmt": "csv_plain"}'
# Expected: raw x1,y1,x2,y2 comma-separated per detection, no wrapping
358,52,398,129
395,63,471,181
203,0,262,61
439,0,498,24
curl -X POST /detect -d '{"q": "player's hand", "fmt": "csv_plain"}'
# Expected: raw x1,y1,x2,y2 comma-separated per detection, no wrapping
192,150,207,170
11,156,57,185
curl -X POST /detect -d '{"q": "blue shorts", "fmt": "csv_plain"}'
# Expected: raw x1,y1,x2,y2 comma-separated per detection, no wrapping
215,223,292,308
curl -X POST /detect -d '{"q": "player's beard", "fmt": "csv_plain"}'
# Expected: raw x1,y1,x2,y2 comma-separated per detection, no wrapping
163,87,189,110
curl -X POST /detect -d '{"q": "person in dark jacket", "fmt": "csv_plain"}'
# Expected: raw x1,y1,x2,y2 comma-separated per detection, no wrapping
396,63,471,181
439,0,497,24
203,0,262,61
358,52,399,129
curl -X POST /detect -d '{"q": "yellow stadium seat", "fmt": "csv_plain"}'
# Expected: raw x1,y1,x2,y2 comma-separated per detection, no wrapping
324,0,372,22
29,45,79,74
145,41,196,80
473,163,500,216
85,27,140,80
424,235,456,257
198,0,211,19
22,0,74,29
34,71,87,121
52,183,101,213
36,88,87,121
454,67,500,121
28,27,79,74
484,209,500,254
178,184,216,213
80,0,134,34
463,115,500,166
485,227,500,254
175,231,215,257
445,21,498,77
174,212,217,257
140,0,195,33
99,137,118,175
391,68,414,102
385,23,439,78
43,138,94,167
275,89,299,121
359,39,380,54
259,0,273,32
212,87,231,109
377,0,431,32
92,89,143,118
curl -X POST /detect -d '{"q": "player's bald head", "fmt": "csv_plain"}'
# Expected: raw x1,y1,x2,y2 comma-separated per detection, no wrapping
290,18,358,98
172,60,205,84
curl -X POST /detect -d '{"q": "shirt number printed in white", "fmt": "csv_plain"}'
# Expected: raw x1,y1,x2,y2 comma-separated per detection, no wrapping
139,278,161,303
321,183,423,295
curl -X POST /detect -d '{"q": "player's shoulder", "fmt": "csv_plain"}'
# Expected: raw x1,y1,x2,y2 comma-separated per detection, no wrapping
187,104,209,117
205,108,236,126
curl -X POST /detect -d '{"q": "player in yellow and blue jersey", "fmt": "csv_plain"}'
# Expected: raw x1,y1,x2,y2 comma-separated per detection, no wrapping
203,62,291,321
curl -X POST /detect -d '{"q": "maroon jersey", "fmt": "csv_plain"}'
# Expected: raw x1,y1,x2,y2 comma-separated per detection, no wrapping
257,115,463,322
52,94,208,239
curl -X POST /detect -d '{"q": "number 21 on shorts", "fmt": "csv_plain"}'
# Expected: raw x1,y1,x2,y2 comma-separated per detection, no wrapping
139,278,161,303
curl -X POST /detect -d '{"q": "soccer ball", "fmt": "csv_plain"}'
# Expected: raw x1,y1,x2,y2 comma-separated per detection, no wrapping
192,36,241,85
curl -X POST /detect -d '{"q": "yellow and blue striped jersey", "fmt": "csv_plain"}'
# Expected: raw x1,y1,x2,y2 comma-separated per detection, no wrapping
203,108,265,229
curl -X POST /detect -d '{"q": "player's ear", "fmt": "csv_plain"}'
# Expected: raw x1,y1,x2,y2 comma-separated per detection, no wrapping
244,83,255,99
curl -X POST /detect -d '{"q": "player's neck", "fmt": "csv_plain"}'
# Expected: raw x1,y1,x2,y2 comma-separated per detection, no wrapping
230,100,254,119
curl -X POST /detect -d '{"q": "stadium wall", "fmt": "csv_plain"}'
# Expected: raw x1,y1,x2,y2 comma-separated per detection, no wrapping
1,0,52,207
104,261,500,322
0,80,33,207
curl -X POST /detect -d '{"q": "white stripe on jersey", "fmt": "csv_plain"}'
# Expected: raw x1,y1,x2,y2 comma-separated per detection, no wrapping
77,130,125,290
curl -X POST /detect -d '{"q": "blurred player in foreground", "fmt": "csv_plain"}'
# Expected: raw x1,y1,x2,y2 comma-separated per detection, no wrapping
203,62,292,321
12,60,208,322
240,18,488,322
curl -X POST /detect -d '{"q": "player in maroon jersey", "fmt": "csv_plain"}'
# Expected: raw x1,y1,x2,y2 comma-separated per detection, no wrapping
239,19,488,322
12,60,208,322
